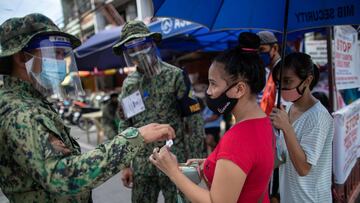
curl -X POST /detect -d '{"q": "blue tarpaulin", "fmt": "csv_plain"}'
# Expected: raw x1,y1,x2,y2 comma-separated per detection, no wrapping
75,18,252,70
74,17,329,71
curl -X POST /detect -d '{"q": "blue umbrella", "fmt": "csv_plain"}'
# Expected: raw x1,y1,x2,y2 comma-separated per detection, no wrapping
153,0,360,32
153,0,360,106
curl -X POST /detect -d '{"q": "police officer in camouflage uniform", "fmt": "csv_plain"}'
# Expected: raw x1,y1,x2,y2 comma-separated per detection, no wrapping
0,13,176,203
112,21,205,203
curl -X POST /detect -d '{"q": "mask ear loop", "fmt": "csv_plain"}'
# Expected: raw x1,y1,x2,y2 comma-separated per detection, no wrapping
224,82,239,94
222,51,248,96
268,44,275,63
296,78,308,95
22,52,47,94
23,52,39,77
23,51,44,62
224,78,249,98
23,51,35,60
298,67,315,95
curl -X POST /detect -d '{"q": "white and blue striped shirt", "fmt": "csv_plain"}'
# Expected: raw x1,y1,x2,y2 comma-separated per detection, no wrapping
279,101,334,203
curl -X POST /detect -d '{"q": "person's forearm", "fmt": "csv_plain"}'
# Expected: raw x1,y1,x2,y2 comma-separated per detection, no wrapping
170,170,212,203
16,128,143,195
283,126,311,176
117,119,133,168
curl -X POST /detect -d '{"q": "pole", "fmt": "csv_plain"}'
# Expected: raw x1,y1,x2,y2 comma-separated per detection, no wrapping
326,27,335,113
277,0,290,108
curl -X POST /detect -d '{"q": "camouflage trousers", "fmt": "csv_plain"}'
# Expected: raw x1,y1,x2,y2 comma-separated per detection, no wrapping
132,175,182,203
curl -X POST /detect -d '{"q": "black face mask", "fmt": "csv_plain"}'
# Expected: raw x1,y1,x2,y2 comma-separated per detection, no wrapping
205,83,239,115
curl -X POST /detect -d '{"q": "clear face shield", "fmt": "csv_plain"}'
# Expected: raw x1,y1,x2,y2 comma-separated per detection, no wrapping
122,37,161,77
23,35,84,100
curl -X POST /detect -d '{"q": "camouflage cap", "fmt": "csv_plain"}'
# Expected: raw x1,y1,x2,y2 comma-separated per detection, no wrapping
112,20,162,55
0,13,81,59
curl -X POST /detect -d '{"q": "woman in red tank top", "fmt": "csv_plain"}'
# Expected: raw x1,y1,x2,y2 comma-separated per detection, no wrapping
150,35,275,203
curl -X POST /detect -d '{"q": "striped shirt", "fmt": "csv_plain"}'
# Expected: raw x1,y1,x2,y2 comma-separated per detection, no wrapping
279,101,334,203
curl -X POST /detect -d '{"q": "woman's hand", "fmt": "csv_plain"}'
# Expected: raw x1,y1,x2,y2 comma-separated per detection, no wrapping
270,106,292,132
149,146,180,177
185,159,206,166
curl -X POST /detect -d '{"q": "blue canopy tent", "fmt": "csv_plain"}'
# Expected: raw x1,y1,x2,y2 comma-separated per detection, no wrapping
75,27,125,71
74,17,329,71
74,18,245,71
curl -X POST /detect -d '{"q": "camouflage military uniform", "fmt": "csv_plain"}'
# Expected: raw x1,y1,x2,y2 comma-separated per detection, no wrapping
0,76,144,202
0,14,146,203
118,61,204,203
113,20,204,203
101,100,120,140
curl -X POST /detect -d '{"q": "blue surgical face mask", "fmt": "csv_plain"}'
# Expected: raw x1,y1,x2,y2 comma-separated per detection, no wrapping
260,52,271,67
25,56,67,90
39,58,67,88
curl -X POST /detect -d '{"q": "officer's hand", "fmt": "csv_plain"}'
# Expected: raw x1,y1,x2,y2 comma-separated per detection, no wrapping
121,168,133,188
139,123,175,144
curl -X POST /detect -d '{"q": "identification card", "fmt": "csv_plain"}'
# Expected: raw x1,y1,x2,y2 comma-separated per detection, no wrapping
121,90,146,119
